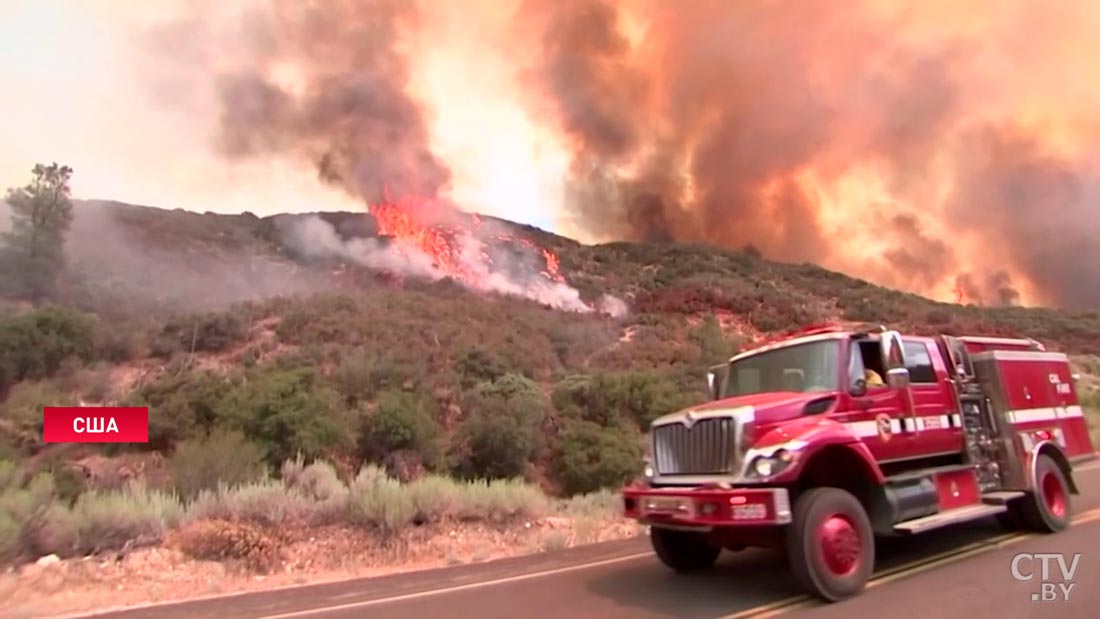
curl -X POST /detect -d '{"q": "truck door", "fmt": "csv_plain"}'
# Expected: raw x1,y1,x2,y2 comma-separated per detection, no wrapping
900,339,963,457
840,335,911,462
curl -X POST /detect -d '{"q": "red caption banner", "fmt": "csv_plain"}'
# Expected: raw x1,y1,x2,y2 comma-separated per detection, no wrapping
43,407,149,443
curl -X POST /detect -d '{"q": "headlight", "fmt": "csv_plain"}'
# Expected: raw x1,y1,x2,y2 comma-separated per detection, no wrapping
750,449,794,478
644,462,655,479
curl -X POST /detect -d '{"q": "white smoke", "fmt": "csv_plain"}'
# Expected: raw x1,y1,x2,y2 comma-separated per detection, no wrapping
282,215,440,279
281,214,629,316
597,294,630,319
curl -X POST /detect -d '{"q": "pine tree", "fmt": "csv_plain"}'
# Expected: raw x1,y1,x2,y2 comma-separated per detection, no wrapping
1,163,74,301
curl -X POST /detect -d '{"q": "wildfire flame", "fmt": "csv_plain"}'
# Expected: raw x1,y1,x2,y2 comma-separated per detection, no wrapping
369,194,569,295
954,280,966,305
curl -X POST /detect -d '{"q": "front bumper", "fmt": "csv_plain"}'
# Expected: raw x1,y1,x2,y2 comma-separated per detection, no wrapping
622,486,792,529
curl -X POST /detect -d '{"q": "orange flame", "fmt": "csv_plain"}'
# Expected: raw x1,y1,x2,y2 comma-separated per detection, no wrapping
368,195,566,288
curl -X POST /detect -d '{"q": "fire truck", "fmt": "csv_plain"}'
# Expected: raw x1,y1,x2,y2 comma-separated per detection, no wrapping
621,325,1096,602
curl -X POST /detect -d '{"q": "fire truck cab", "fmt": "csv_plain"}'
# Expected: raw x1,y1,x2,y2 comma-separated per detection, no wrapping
621,326,1096,602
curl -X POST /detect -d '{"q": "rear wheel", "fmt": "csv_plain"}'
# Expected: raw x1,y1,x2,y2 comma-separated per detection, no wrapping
1019,454,1071,532
650,527,721,573
787,488,874,602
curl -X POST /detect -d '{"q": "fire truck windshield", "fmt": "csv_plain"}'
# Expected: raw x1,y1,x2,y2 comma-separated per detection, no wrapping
722,340,841,397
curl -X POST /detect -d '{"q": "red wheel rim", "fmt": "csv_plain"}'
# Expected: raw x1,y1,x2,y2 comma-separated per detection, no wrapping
1041,471,1066,518
818,514,862,576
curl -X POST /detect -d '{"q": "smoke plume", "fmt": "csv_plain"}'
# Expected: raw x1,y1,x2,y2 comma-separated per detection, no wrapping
279,214,617,315
131,0,1100,309
200,0,451,203
65,201,336,315
515,0,1100,308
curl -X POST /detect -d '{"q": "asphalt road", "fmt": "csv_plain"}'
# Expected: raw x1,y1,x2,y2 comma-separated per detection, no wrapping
66,461,1100,619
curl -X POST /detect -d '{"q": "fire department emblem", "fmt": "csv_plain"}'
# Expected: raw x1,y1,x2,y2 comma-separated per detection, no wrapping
876,413,892,442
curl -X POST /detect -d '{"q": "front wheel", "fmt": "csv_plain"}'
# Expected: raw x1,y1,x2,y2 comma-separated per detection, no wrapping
650,527,721,573
786,487,875,602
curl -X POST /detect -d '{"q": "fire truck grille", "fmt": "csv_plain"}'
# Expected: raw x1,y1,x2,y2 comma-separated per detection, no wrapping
652,417,735,476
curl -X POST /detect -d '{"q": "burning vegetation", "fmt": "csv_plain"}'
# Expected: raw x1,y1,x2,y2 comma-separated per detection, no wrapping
132,0,1100,311
366,195,614,314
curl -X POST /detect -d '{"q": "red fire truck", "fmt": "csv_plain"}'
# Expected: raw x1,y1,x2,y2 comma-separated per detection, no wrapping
621,325,1096,601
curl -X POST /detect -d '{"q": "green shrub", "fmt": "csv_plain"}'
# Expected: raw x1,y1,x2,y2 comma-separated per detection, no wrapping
559,489,622,520
70,484,183,554
451,412,533,481
151,310,249,358
129,370,229,449
693,314,734,366
92,321,142,363
186,480,310,527
347,465,415,535
281,456,345,501
358,389,442,469
220,366,352,467
0,306,95,391
551,419,643,495
170,430,268,499
0,510,19,562
0,471,62,560
280,457,349,524
552,371,687,428
450,374,549,480
454,346,508,389
0,460,19,490
334,351,427,405
406,475,462,523
0,380,71,449
455,479,549,522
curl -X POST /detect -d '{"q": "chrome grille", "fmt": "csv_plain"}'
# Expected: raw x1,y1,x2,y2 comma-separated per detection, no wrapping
652,417,735,475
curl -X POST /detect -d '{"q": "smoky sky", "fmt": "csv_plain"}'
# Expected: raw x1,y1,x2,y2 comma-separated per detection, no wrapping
516,0,1099,308
947,124,1100,309
212,0,450,204
144,0,1099,309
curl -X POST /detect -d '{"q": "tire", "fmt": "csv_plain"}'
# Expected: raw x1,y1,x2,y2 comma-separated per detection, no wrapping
1019,454,1071,533
786,488,875,602
650,527,721,573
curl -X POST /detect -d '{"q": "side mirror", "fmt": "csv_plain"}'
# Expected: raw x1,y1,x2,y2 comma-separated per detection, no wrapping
706,364,728,400
880,330,908,371
851,378,868,397
886,367,911,389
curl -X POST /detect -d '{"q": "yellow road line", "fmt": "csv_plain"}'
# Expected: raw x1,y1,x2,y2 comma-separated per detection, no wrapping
721,506,1100,618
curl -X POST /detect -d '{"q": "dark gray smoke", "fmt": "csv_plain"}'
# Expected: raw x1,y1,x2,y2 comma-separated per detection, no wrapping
211,0,450,203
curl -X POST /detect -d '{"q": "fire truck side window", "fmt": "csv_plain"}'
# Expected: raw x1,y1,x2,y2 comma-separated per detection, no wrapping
856,341,885,383
902,340,936,383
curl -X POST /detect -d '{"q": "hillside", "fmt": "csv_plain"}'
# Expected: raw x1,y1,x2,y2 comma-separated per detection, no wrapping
0,199,1097,607
20,199,1100,350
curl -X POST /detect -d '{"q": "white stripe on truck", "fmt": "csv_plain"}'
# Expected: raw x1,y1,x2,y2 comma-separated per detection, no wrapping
841,405,1084,438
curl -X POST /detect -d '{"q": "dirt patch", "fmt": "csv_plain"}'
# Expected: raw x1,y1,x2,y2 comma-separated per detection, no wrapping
0,517,643,618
